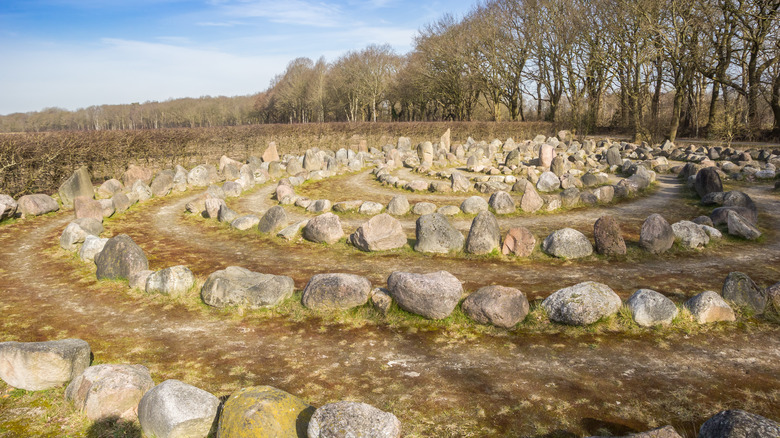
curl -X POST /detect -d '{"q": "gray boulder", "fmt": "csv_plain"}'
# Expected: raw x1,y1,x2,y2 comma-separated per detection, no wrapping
65,364,154,421
258,205,288,234
639,214,675,254
60,219,102,251
414,213,464,254
350,214,407,252
201,266,294,308
58,166,94,208
694,167,723,198
307,199,332,213
150,170,175,197
145,265,195,297
95,234,149,280
0,194,18,221
0,339,91,391
112,192,132,213
303,149,324,171
462,286,529,328
387,271,463,319
460,196,489,215
727,210,761,240
222,181,242,198
301,273,372,310
722,271,767,314
606,146,622,166
277,220,308,241
488,191,515,214
79,235,109,261
671,220,710,249
359,201,384,215
187,165,213,187
97,179,123,199
537,171,561,192
698,409,780,438
217,204,238,223
411,202,437,215
542,228,593,259
626,289,678,327
303,213,344,244
131,179,153,202
542,282,621,325
386,195,410,216
451,172,471,192
465,211,500,255
17,194,59,217
685,291,735,324
231,214,260,231
138,379,221,438
308,401,401,438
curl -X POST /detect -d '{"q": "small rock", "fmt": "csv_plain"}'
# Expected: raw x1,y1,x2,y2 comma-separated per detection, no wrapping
302,273,372,310
542,282,621,325
308,401,401,438
488,191,515,214
203,197,226,219
671,220,709,249
231,215,260,230
685,291,735,323
370,288,392,315
359,201,384,215
387,271,463,319
386,195,410,215
411,202,437,215
303,213,344,244
537,171,561,192
17,194,59,217
129,270,154,290
97,179,123,199
542,228,593,259
138,379,220,438
65,364,155,421
79,235,108,261
727,210,761,240
145,265,195,297
307,199,332,213
460,196,489,215
217,204,239,223
626,289,678,327
519,186,544,213
462,286,529,328
350,214,407,252
0,339,91,391
277,220,308,241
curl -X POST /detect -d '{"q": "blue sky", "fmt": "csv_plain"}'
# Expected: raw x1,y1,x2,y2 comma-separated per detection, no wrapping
0,0,476,115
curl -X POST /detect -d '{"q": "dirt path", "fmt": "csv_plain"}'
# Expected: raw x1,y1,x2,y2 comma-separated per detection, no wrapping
0,174,778,437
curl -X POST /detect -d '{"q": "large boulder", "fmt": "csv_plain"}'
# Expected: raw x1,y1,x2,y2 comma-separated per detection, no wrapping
639,214,675,254
414,213,464,254
727,210,761,240
258,205,289,234
138,379,221,438
201,266,294,309
17,194,59,217
145,265,196,297
593,215,626,255
462,286,529,328
217,386,314,438
626,289,678,327
262,142,280,162
722,271,767,314
694,167,723,198
303,213,344,244
542,228,593,259
502,227,536,257
94,234,149,280
350,214,407,252
150,170,175,197
685,291,735,324
0,339,91,391
698,409,780,438
465,211,500,255
58,166,94,208
386,271,463,319
303,149,324,171
671,220,709,249
65,364,155,421
301,273,372,310
488,191,515,214
308,401,401,438
542,282,622,325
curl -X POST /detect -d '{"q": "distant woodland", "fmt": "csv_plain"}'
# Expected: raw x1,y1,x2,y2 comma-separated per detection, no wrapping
2,0,779,142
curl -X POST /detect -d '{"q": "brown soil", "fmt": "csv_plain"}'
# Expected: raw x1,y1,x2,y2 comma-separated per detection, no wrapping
0,172,778,437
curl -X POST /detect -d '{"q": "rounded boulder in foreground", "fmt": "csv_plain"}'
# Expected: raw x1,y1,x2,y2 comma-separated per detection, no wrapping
386,271,463,319
301,273,372,310
462,286,529,328
626,289,678,327
542,281,621,325
308,401,401,438
542,228,593,259
217,386,314,438
138,379,220,438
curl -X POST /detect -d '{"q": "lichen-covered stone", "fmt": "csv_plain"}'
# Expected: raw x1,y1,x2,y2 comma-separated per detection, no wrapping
217,386,314,438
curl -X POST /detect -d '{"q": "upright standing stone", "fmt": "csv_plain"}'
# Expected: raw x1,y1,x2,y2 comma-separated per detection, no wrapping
639,214,675,254
465,211,500,254
94,234,149,280
58,166,94,209
594,215,626,255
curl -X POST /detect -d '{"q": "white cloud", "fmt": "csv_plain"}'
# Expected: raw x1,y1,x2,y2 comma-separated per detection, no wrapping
217,0,345,27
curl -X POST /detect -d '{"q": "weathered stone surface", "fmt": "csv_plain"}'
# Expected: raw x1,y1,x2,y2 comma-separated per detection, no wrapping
201,266,294,309
537,171,561,192
303,149,324,171
59,166,94,208
462,286,529,328
694,167,723,198
0,194,17,221
698,409,780,438
301,273,372,310
359,201,384,215
768,282,780,314
0,339,91,391
262,142,280,162
414,213,464,254
542,282,622,325
150,170,175,197
437,205,460,216
60,219,100,251
451,172,471,192
129,270,154,290
411,202,437,215
74,196,104,221
542,228,593,259
258,205,288,234
278,220,308,241
685,291,735,324
671,220,710,249
593,215,626,255
606,146,622,166
112,192,132,213
727,210,761,240
520,186,544,213
79,235,108,262
386,271,463,319
540,144,555,168
626,289,678,327
488,191,515,214
123,164,153,187
350,214,407,252
97,198,115,218
465,211,500,255
722,271,767,314
306,199,332,213
386,195,410,216
217,386,313,438
639,214,675,254
17,194,59,217
66,364,154,421
138,379,221,438
308,401,401,438
218,204,239,223
95,234,149,280
131,179,153,202
370,288,392,315
145,265,195,297
303,213,344,244
203,197,226,219
222,181,243,198
502,227,536,257
231,214,260,230
456,197,488,218
187,165,214,187
97,179,123,199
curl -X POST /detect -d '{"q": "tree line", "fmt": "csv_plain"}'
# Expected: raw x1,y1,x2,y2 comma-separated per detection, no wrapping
2,0,779,142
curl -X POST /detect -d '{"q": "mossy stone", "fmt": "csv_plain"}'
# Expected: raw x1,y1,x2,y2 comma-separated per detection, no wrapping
217,386,314,438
